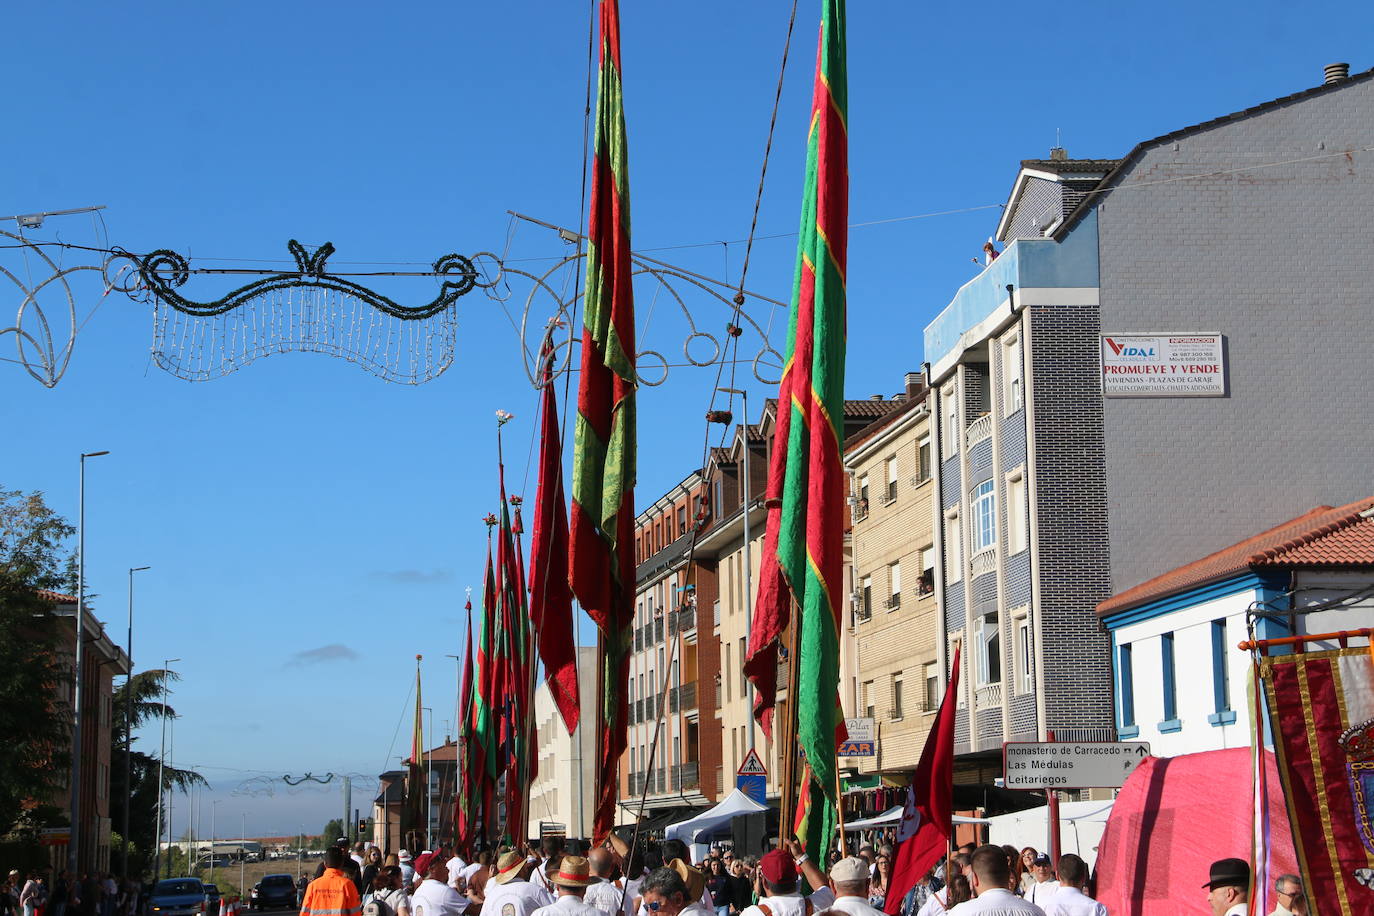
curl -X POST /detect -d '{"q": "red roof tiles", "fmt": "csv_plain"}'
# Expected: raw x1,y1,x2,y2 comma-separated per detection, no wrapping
1097,496,1374,617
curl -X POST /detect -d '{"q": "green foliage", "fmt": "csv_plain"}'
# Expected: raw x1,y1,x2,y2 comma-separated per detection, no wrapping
110,669,206,877
0,487,75,838
318,819,345,848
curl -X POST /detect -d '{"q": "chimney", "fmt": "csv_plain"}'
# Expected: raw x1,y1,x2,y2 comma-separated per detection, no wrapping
904,371,925,399
1324,62,1350,84
1049,147,1068,161
869,394,884,401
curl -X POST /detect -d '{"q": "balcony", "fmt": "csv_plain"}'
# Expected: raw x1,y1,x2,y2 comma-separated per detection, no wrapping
852,497,869,522
971,547,997,578
924,229,1100,381
680,681,697,710
654,618,665,643
885,593,901,610
976,682,1003,709
965,414,993,448
635,627,644,652
672,762,700,791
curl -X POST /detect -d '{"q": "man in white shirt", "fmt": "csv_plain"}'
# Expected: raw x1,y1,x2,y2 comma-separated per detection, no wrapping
1041,856,1103,916
1022,856,1059,910
531,857,602,916
446,852,470,893
947,846,1043,916
485,851,557,916
1203,858,1250,916
399,852,416,891
738,844,835,916
410,860,470,916
1269,874,1306,916
637,866,711,916
825,858,884,916
583,850,629,916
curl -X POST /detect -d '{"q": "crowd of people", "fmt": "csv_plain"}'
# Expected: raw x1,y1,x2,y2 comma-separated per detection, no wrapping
1,836,1308,916
1,870,141,916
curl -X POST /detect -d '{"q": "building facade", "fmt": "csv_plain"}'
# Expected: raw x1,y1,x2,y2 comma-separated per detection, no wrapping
1099,497,1374,757
843,374,937,776
41,590,130,872
526,646,597,839
925,64,1374,782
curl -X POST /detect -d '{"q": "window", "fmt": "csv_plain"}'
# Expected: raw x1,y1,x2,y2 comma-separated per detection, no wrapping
887,562,901,609
631,746,637,776
972,480,996,553
952,640,967,708
723,643,731,701
1119,644,1136,730
1006,471,1028,555
942,383,959,460
891,675,904,719
945,513,962,582
1015,613,1032,694
860,575,873,618
1210,619,1235,726
1160,632,1180,729
678,506,687,535
863,680,875,719
919,546,936,596
714,478,723,518
857,474,870,519
924,663,939,712
673,736,681,768
916,436,932,483
1004,332,1024,414
976,606,1001,685
738,638,747,694
884,457,898,502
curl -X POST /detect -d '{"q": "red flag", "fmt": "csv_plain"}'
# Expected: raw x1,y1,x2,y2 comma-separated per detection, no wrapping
529,346,580,733
569,0,637,843
455,597,475,855
884,645,961,914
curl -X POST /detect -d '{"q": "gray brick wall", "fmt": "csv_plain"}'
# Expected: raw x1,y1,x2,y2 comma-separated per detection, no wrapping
1092,75,1374,592
941,455,961,510
972,572,997,606
1005,551,1032,608
975,708,1003,751
944,584,965,632
1010,694,1038,739
1028,303,1115,733
963,366,989,421
955,708,970,749
968,438,994,479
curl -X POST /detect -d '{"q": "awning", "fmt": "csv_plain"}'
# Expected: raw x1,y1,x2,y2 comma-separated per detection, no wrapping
844,806,990,831
664,789,769,843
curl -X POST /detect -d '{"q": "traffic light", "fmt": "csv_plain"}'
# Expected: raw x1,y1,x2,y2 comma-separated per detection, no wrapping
357,819,368,836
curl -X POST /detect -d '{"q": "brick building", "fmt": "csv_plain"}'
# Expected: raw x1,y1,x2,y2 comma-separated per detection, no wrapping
924,63,1374,783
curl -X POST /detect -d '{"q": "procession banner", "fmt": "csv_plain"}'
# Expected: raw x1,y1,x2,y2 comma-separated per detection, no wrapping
1262,646,1374,915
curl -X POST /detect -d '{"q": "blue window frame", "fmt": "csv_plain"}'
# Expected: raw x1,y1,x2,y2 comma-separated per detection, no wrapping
972,480,996,552
1208,619,1238,726
1160,632,1181,732
1118,644,1136,730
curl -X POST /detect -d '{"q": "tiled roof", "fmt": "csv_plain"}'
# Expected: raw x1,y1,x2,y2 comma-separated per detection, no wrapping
1097,496,1374,616
843,393,926,452
843,398,903,419
36,589,76,604
1059,67,1374,237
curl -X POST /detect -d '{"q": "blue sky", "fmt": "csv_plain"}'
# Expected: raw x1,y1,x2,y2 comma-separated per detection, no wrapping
5,0,1369,835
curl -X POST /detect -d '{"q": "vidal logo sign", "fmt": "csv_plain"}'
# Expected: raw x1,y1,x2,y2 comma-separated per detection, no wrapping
1104,337,1156,358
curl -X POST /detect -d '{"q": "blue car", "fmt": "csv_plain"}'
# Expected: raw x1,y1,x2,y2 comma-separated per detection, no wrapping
148,878,207,916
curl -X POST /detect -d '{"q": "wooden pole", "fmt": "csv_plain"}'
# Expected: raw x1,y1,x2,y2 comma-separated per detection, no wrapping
834,764,848,857
779,602,803,845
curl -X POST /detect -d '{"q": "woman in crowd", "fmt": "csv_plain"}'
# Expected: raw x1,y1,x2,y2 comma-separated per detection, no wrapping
360,848,384,897
1016,848,1037,896
704,860,730,916
869,853,894,910
18,872,45,916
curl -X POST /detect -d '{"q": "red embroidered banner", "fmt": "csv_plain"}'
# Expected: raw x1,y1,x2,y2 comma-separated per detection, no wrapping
1263,646,1374,915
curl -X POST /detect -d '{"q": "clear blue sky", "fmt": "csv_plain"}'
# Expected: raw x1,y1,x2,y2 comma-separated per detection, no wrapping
6,0,1368,836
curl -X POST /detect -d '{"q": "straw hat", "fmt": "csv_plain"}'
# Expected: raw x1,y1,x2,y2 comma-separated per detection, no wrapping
494,851,527,885
669,859,706,902
550,857,594,889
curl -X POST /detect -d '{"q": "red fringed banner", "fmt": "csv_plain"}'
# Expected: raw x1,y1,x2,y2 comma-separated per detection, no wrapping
1262,645,1374,915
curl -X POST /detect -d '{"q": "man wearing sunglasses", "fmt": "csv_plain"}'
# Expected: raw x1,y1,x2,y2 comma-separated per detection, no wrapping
639,866,711,916
1269,875,1306,916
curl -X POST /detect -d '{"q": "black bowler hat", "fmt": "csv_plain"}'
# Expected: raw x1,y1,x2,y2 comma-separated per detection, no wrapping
1202,858,1250,889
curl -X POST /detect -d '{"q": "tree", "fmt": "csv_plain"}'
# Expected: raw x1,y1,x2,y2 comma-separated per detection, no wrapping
110,669,207,876
0,488,76,838
319,819,345,846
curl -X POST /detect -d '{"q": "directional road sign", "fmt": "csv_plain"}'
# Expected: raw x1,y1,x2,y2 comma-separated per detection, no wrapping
736,774,766,804
1002,741,1151,790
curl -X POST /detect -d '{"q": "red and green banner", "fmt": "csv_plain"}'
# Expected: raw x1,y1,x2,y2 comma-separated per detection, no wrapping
500,486,535,842
473,523,499,842
569,0,637,844
405,655,426,849
743,0,848,857
455,597,476,855
530,346,581,734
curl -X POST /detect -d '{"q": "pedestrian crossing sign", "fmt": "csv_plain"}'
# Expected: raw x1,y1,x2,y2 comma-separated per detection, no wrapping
737,748,768,776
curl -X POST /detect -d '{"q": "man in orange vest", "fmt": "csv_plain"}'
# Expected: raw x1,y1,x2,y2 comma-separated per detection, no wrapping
301,848,361,916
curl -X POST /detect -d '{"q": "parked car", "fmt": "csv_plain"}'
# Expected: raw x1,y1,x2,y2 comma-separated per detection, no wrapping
202,886,222,916
148,878,208,916
250,875,297,911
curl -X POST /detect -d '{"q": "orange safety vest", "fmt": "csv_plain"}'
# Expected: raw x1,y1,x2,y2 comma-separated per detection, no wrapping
300,869,361,916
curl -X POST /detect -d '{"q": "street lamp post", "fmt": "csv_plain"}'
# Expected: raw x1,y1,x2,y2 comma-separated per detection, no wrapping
122,565,150,880
70,449,109,873
210,800,220,885
153,656,181,882
422,707,433,849
717,387,757,751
